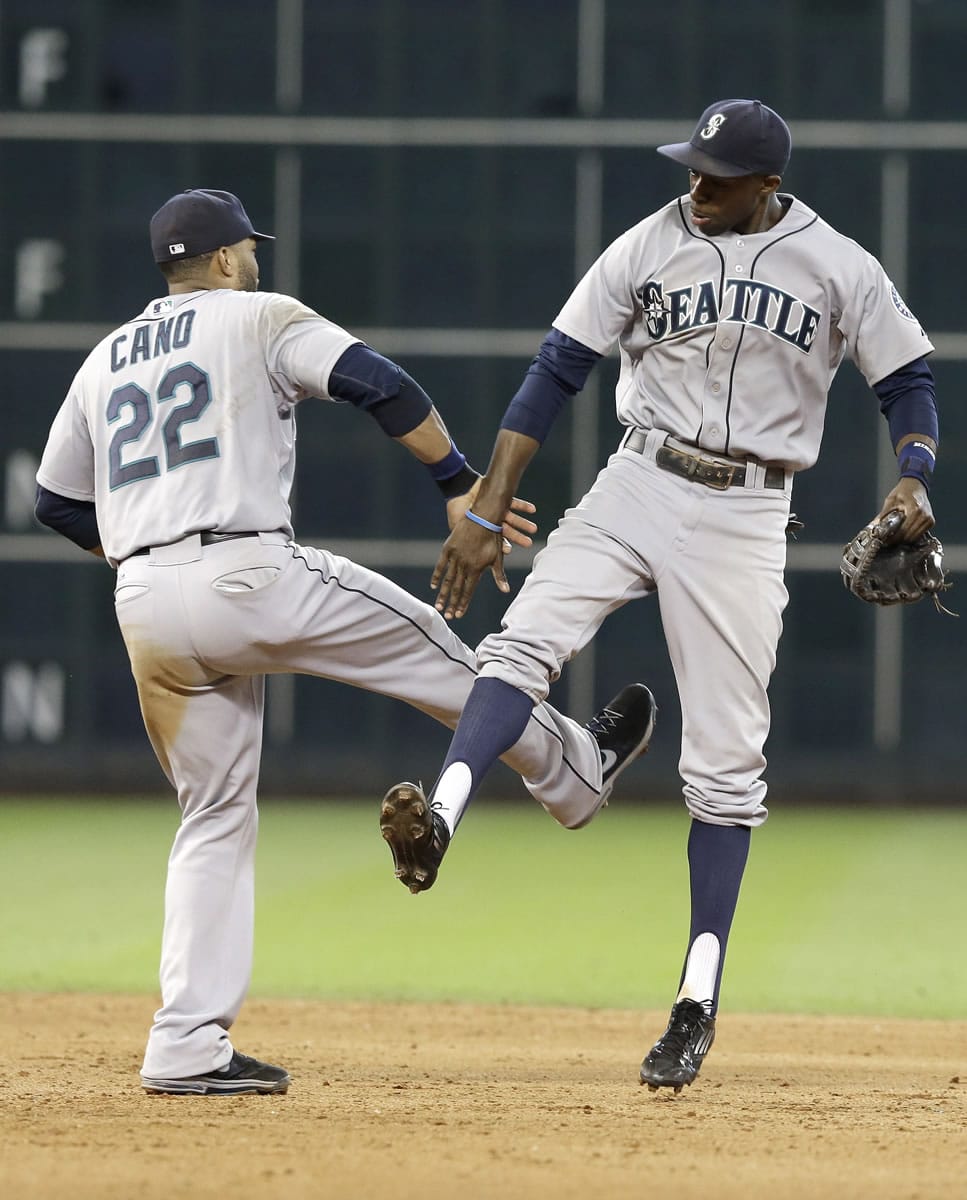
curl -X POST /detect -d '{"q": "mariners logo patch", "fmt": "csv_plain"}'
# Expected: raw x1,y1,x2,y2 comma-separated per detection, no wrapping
700,113,726,140
890,284,916,321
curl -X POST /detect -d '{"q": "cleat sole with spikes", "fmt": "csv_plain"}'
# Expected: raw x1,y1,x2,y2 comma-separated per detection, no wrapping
380,781,451,893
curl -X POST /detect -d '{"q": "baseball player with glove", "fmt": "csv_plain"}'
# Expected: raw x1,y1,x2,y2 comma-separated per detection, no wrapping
33,189,654,1096
381,99,942,1092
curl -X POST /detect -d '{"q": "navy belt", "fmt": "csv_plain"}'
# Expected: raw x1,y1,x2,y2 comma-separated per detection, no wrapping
625,430,787,491
128,531,261,558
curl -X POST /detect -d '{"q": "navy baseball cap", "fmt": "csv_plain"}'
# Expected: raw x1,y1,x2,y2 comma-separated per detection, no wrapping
150,189,274,263
657,99,791,178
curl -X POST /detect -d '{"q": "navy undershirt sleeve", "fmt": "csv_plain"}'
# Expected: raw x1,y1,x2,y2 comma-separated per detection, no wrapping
500,329,603,443
328,342,433,437
872,355,939,448
34,484,101,550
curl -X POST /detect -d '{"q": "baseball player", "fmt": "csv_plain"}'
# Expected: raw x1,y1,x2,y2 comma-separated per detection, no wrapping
34,188,656,1096
381,99,939,1092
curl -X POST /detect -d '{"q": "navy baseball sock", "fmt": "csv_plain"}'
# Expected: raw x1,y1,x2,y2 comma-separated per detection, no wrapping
676,819,751,1015
430,677,533,832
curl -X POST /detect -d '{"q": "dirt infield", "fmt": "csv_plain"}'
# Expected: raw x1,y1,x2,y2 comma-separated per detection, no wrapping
1,994,964,1200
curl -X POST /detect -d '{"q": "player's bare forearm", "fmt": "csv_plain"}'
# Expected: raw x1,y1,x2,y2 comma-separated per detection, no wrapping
394,407,455,463
894,432,937,456
875,476,934,541
470,430,542,525
432,430,541,620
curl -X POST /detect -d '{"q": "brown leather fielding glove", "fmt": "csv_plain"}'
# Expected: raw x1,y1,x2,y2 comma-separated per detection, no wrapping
840,510,953,610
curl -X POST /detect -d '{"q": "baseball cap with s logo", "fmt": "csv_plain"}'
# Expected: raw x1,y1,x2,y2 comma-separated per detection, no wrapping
701,113,728,139
657,99,791,178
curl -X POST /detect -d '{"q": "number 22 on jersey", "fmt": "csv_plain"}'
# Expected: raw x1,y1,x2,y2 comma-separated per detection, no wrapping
107,363,219,490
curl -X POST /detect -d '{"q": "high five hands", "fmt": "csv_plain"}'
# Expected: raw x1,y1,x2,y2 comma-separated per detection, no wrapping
440,486,536,619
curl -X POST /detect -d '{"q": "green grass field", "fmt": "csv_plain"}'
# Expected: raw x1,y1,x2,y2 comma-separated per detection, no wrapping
0,797,963,1018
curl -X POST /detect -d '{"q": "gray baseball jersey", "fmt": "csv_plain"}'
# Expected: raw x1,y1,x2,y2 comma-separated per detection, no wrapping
476,191,933,828
37,290,358,566
553,194,933,470
36,286,608,1080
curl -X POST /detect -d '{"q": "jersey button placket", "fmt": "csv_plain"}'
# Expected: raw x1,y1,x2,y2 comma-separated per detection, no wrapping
700,240,745,452
701,368,728,452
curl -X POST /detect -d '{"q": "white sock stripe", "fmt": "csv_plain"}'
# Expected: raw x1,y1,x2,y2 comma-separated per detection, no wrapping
676,931,720,1009
432,762,473,835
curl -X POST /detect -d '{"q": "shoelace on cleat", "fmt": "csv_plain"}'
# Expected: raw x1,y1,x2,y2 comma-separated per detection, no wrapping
421,798,449,853
586,707,621,736
654,1005,709,1057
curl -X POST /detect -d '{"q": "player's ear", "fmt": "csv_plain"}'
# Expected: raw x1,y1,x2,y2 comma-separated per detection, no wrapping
762,174,782,194
213,245,235,280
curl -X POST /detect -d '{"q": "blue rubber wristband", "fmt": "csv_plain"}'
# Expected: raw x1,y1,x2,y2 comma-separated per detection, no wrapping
465,510,503,533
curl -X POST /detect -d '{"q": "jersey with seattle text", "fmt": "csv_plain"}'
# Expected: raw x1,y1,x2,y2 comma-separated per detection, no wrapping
37,289,359,565
552,194,933,471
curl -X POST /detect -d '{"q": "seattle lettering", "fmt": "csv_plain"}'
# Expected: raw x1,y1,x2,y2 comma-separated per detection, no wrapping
638,279,821,352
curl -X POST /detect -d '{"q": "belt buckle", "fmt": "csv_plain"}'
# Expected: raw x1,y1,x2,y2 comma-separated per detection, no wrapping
703,461,735,490
685,452,735,490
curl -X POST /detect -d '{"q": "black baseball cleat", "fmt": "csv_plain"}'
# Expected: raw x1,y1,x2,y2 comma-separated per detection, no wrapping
141,1050,290,1096
639,999,716,1094
573,683,657,827
380,781,451,893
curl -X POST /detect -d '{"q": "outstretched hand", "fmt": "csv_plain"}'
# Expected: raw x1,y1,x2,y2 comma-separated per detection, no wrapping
438,492,537,619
